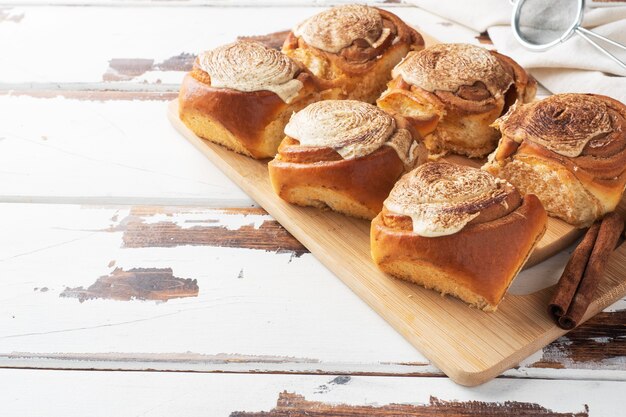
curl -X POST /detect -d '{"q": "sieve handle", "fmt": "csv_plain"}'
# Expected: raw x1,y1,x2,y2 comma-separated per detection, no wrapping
578,27,626,51
575,27,626,71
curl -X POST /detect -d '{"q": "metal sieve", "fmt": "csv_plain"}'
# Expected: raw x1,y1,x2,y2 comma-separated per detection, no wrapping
511,0,626,70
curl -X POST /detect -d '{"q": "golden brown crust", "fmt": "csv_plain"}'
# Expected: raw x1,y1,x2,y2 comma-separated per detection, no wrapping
178,62,321,159
283,6,424,103
377,44,536,158
183,70,285,144
277,137,343,164
269,144,407,219
491,51,537,106
268,102,424,219
485,93,626,226
371,194,547,310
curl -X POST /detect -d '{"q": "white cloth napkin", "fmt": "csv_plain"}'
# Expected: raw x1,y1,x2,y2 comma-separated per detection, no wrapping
407,0,626,102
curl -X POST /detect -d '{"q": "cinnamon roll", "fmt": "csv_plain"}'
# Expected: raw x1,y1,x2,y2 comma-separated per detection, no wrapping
377,44,536,158
484,93,626,227
268,100,426,220
178,41,327,159
371,162,547,311
282,5,424,104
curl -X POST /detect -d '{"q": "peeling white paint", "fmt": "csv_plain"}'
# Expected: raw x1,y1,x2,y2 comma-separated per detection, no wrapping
591,337,612,344
1,2,624,402
0,96,252,205
3,370,620,417
0,203,425,369
517,348,544,368
139,210,269,230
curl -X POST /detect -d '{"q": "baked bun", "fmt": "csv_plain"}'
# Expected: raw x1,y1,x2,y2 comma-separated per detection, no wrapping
484,93,626,227
371,162,547,311
377,43,536,158
268,100,426,220
282,5,424,104
178,41,326,159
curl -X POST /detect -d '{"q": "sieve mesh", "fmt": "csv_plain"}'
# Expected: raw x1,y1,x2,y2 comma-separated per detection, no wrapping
518,0,579,45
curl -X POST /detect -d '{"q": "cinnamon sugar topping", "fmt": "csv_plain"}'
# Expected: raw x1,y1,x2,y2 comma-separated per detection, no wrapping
284,100,416,165
198,41,303,103
499,94,616,157
392,44,513,98
293,5,391,53
385,163,512,237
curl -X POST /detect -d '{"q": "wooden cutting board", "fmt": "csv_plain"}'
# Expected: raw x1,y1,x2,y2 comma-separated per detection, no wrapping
168,100,626,386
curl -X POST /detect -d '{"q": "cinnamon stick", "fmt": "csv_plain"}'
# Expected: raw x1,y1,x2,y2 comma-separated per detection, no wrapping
558,212,624,330
548,221,600,320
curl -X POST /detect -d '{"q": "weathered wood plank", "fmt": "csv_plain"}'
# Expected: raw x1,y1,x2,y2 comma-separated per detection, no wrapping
3,369,625,416
170,99,626,386
0,203,624,378
1,99,563,208
0,94,253,205
530,311,626,370
120,207,307,253
232,392,589,417
0,203,428,373
0,90,179,100
0,6,477,87
0,6,543,205
0,1,413,6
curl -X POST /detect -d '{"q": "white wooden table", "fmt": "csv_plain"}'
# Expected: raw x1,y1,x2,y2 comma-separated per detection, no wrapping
1,1,624,415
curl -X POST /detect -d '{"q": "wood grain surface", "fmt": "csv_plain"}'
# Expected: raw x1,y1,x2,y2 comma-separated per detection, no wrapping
231,391,590,417
1,1,625,413
6,369,625,417
168,100,626,386
1,203,623,380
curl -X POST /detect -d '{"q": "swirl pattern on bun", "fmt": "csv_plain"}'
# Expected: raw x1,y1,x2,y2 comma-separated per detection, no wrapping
384,163,521,237
498,94,622,159
198,41,304,103
371,162,547,311
293,5,391,54
392,44,513,98
283,5,424,103
378,43,536,158
484,93,626,227
269,101,425,220
284,100,416,165
178,41,324,159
